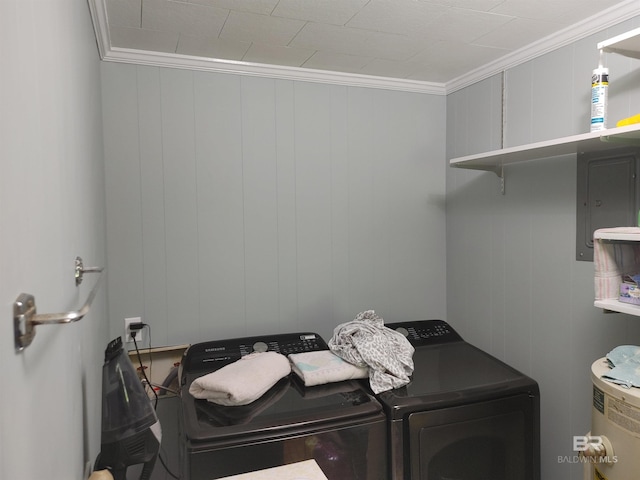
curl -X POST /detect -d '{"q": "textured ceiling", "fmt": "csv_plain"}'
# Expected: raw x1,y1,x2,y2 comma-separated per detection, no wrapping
104,0,630,84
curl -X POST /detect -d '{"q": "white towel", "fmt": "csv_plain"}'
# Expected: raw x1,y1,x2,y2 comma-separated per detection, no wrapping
289,350,369,387
189,351,291,406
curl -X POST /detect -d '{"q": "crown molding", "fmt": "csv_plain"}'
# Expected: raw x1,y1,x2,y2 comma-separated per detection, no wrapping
87,0,110,59
102,47,447,95
445,0,640,94
88,0,638,96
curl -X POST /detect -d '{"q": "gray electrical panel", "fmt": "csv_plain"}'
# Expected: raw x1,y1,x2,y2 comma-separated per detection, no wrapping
576,147,640,261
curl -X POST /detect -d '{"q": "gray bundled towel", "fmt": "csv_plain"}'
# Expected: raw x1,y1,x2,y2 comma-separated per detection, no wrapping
602,345,640,388
328,310,414,393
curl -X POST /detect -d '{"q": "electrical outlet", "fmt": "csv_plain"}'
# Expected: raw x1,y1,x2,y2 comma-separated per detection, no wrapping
124,316,144,344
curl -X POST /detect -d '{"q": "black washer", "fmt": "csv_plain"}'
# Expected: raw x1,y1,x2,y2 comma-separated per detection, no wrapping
179,332,387,480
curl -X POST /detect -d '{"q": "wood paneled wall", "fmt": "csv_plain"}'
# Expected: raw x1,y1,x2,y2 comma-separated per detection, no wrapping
101,63,447,345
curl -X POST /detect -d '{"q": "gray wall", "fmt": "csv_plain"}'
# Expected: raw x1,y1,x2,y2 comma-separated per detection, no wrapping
101,64,447,345
0,0,107,478
446,17,640,480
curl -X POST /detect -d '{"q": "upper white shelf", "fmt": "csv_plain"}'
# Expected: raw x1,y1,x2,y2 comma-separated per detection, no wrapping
597,27,640,59
449,123,640,174
450,29,640,176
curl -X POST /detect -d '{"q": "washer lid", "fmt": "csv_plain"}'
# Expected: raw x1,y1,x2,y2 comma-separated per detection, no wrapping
182,376,382,443
181,332,383,443
377,341,538,415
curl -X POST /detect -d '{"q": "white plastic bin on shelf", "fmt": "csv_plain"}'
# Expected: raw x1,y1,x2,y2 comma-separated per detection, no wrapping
593,227,640,315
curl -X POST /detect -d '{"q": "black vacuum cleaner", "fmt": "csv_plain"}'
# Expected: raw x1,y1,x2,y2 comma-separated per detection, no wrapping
94,337,161,480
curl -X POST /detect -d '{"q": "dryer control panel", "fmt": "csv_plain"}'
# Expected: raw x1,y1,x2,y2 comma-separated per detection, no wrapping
386,320,463,346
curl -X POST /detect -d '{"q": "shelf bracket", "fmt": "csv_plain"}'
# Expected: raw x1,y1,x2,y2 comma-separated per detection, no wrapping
450,163,505,193
475,164,505,194
488,164,505,195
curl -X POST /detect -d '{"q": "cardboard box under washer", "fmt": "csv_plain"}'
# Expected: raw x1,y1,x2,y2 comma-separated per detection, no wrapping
127,344,189,397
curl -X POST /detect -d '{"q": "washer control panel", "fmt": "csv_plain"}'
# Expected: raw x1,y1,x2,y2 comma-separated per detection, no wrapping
242,333,325,356
387,320,462,346
182,332,328,376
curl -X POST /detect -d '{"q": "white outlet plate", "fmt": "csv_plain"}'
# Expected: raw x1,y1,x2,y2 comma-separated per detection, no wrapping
124,317,144,344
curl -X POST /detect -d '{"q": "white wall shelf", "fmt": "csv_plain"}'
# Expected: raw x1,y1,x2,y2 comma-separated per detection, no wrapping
594,228,640,316
449,123,640,175
597,27,640,60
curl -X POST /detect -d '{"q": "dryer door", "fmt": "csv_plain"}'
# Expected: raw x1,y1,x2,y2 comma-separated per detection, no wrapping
407,394,539,480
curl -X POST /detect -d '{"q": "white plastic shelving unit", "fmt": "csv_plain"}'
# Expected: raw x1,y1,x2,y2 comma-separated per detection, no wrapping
594,228,640,316
593,30,640,316
449,28,640,177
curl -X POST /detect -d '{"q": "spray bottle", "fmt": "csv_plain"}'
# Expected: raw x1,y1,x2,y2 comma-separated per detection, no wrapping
591,50,609,132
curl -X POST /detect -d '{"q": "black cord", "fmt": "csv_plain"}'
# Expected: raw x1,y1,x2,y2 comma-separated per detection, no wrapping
133,332,158,409
144,382,180,396
159,447,181,480
132,324,182,479
145,324,152,380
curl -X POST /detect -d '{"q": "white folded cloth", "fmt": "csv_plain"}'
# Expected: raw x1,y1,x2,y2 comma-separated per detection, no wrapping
189,351,291,406
289,350,369,386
